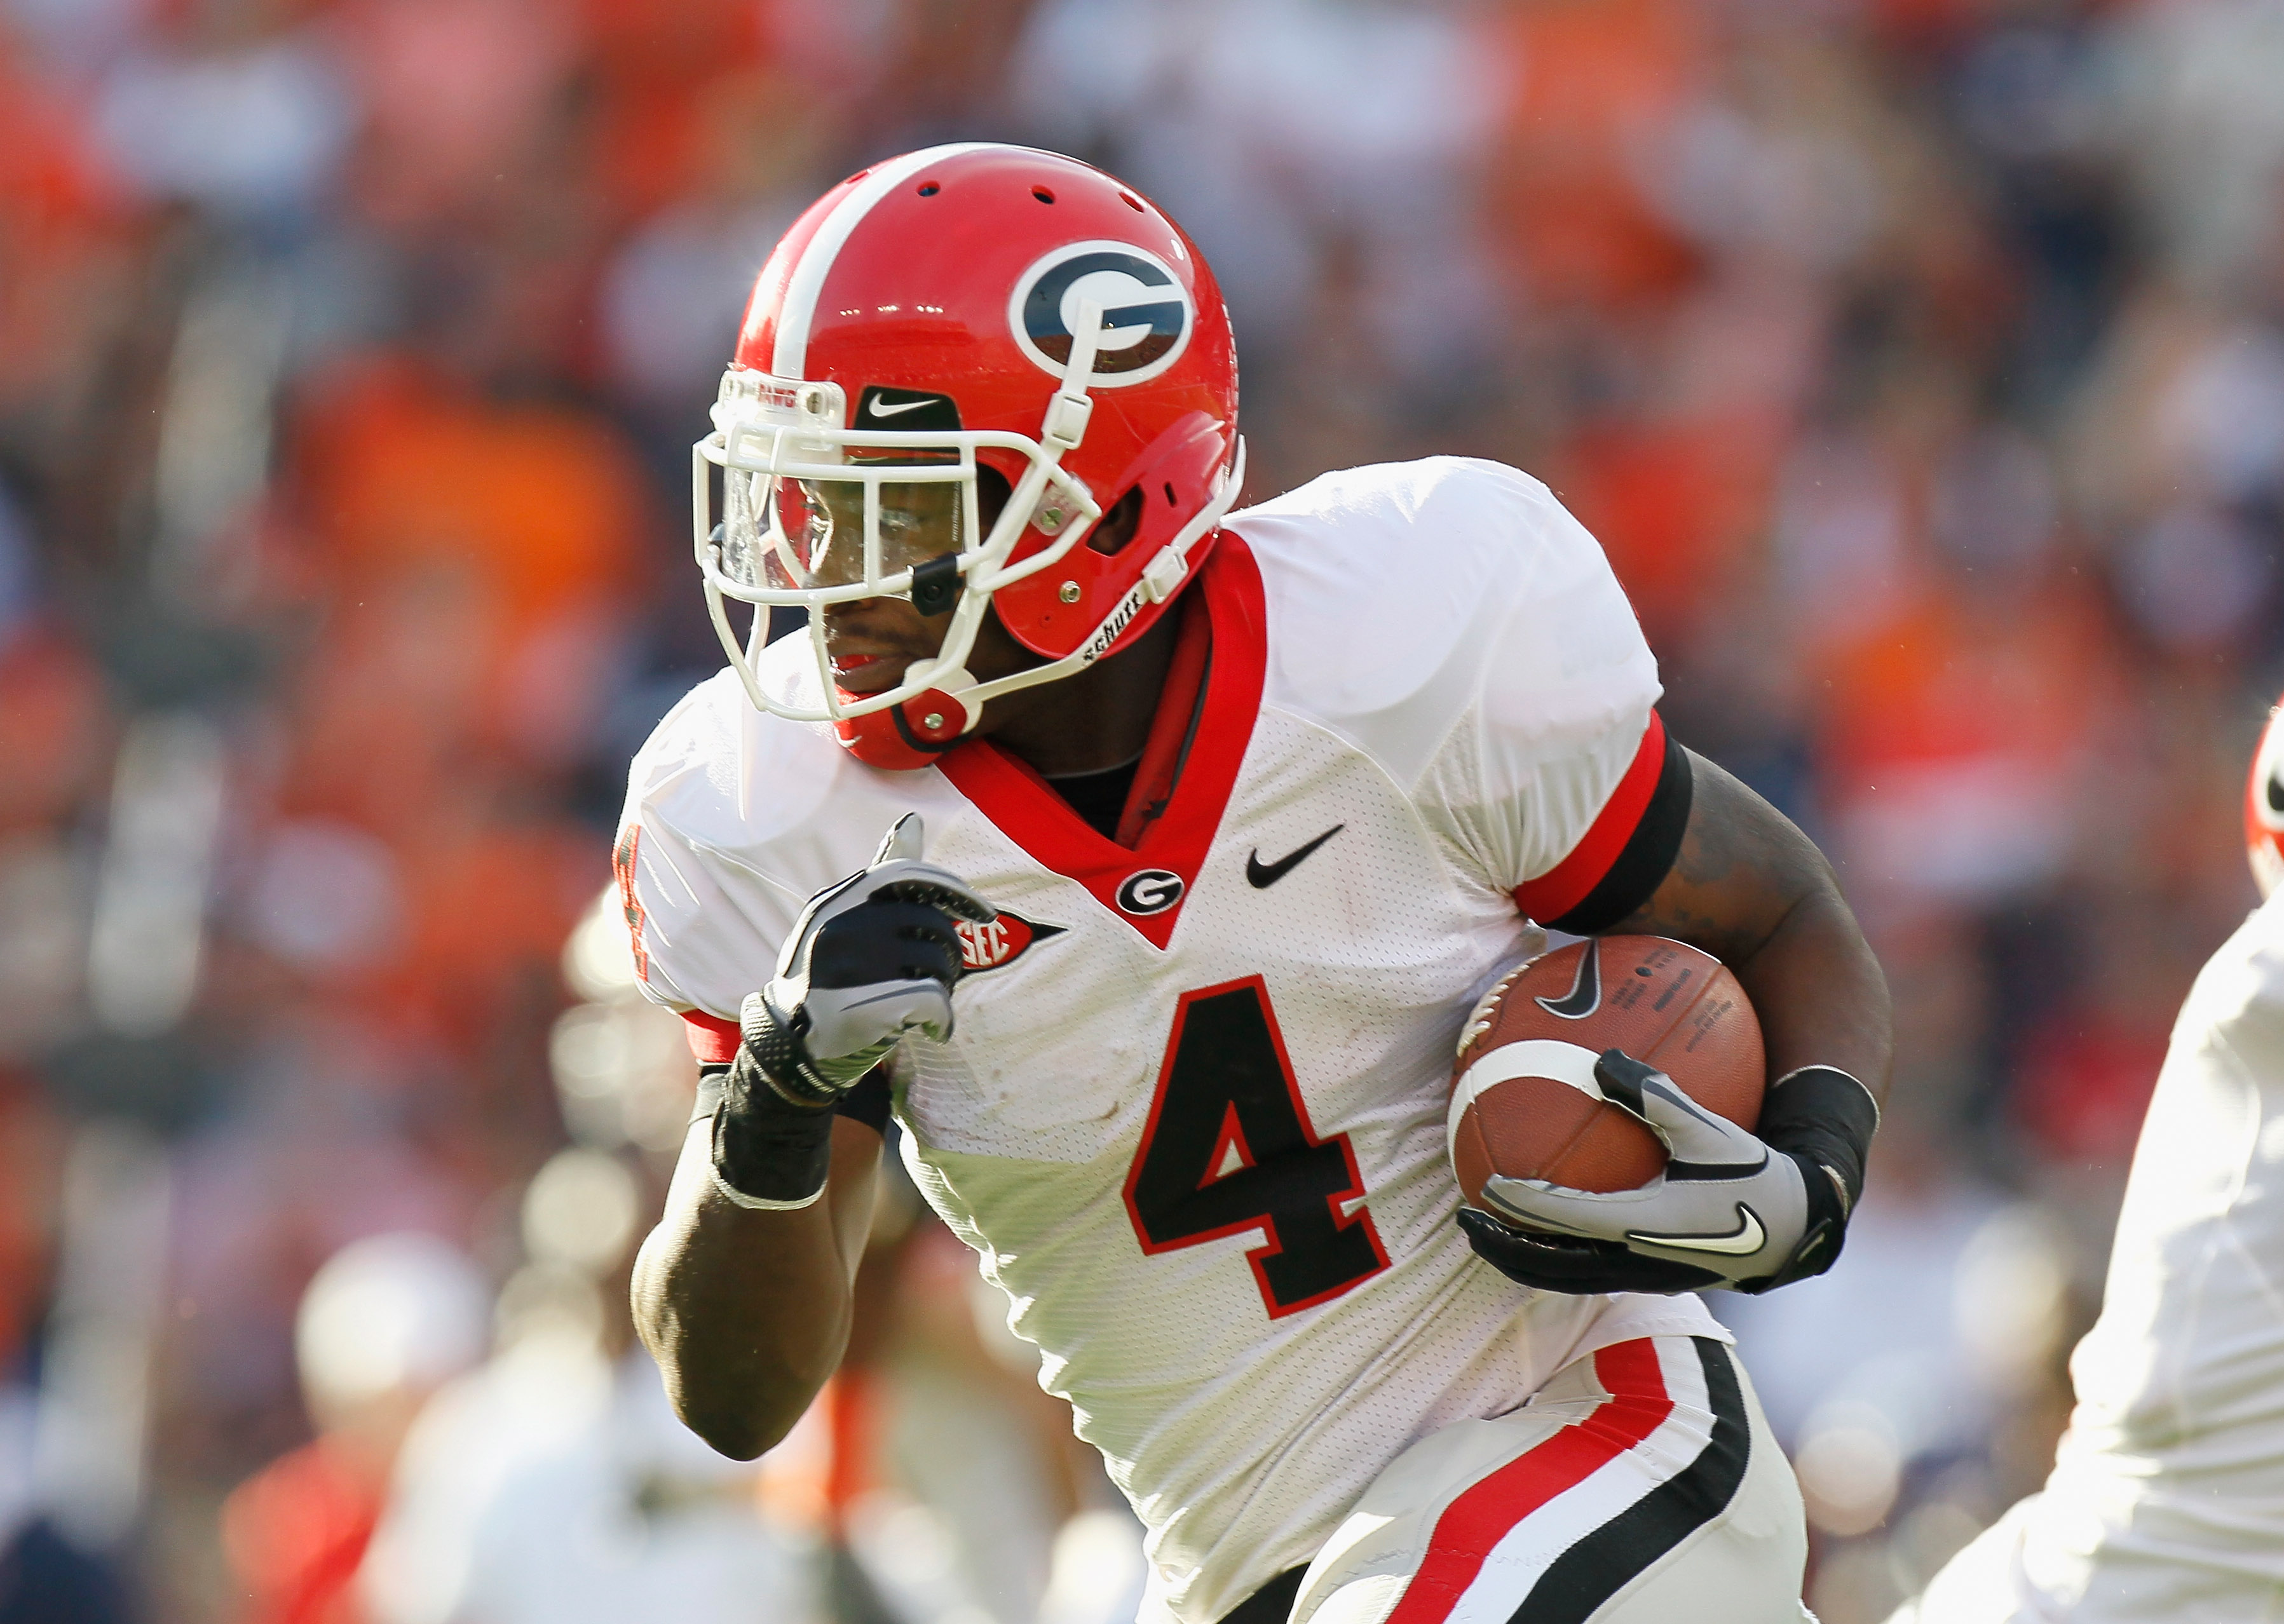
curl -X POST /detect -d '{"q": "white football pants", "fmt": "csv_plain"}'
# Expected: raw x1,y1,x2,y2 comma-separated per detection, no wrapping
1289,1336,1812,1624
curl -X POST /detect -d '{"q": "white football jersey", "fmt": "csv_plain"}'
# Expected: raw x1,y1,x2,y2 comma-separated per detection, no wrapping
618,457,1724,1624
1902,890,2284,1623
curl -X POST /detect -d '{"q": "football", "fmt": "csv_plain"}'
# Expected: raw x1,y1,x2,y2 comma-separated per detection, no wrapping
1450,936,1765,1215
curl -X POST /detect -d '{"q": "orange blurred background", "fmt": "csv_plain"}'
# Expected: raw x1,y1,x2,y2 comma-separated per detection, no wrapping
1,2,2279,1621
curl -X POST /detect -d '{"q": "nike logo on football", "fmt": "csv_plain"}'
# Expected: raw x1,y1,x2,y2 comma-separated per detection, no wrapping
1246,825,1344,888
1536,944,1601,1019
1627,1205,1767,1257
868,397,934,417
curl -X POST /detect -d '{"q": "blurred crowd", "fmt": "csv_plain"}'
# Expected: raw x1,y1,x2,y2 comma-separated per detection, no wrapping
0,1,2280,1622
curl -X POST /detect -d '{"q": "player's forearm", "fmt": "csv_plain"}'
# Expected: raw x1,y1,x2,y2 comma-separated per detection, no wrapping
632,1121,871,1459
1614,751,1893,1103
634,1200,847,1458
1730,881,1893,1104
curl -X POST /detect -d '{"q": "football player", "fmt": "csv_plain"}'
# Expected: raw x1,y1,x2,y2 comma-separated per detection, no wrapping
1887,703,2284,1624
622,144,1891,1624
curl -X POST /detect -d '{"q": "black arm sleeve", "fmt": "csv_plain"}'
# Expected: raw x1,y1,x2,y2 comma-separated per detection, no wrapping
1736,1064,1880,1293
1755,1064,1878,1208
693,1063,892,1136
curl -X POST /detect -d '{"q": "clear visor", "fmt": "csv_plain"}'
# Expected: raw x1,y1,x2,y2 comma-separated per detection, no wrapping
717,459,974,597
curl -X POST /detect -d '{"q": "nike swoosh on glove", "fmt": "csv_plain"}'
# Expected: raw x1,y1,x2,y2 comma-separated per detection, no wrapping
1463,1050,1847,1294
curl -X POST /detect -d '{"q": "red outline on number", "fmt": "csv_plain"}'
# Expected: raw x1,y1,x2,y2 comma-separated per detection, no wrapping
1122,975,1390,1319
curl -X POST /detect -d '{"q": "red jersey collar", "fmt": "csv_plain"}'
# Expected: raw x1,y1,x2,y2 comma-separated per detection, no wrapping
939,536,1267,949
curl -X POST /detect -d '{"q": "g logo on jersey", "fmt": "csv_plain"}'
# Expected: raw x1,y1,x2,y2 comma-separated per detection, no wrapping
1115,869,1185,916
1009,241,1193,386
956,910,1065,975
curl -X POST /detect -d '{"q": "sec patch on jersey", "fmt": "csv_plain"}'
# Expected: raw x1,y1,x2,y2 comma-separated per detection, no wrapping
956,909,1066,974
1449,937,1764,1211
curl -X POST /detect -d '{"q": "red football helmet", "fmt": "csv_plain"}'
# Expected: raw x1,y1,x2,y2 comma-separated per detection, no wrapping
2249,696,2284,897
693,143,1244,768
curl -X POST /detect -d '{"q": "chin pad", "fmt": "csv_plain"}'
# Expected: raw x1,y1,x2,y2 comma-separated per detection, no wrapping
834,688,974,770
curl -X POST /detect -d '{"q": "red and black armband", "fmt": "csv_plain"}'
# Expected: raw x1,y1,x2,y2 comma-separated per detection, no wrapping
1515,714,1694,935
1737,1064,1880,1294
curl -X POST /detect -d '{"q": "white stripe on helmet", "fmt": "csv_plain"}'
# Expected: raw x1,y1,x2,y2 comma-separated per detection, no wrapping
771,142,1000,379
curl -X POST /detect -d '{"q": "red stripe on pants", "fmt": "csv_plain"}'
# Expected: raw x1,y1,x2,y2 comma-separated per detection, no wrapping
1381,1339,1676,1624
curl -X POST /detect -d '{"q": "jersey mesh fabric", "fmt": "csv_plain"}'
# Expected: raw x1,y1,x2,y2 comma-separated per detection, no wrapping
1233,460,1665,899
616,459,1725,1624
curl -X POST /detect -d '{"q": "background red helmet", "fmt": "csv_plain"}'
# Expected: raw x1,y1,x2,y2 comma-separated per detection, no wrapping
2249,696,2284,897
694,142,1243,768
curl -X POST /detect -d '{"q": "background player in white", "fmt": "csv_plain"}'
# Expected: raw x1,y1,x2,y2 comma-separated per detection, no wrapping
622,145,1892,1624
1888,700,2284,1623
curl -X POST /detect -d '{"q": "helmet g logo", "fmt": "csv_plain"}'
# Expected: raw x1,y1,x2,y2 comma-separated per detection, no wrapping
1010,241,1193,386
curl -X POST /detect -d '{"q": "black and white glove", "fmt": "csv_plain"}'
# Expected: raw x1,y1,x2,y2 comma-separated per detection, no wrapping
1460,1052,1877,1296
704,813,993,1210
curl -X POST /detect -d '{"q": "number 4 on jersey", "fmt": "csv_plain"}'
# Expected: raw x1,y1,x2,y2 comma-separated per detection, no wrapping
1124,977,1388,1317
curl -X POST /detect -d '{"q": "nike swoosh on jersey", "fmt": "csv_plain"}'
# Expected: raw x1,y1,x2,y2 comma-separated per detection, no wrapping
1627,1204,1767,1256
1246,824,1345,888
868,396,935,417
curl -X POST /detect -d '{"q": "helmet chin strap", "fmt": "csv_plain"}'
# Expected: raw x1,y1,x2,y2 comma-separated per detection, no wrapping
831,305,1244,769
826,658,977,770
833,435,1242,770
951,438,1247,721
896,661,978,742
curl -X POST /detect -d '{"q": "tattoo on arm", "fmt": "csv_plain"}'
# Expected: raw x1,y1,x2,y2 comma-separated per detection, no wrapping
1610,750,1833,969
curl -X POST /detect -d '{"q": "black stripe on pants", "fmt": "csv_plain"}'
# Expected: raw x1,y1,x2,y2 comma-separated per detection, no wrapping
1507,1337,1753,1624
